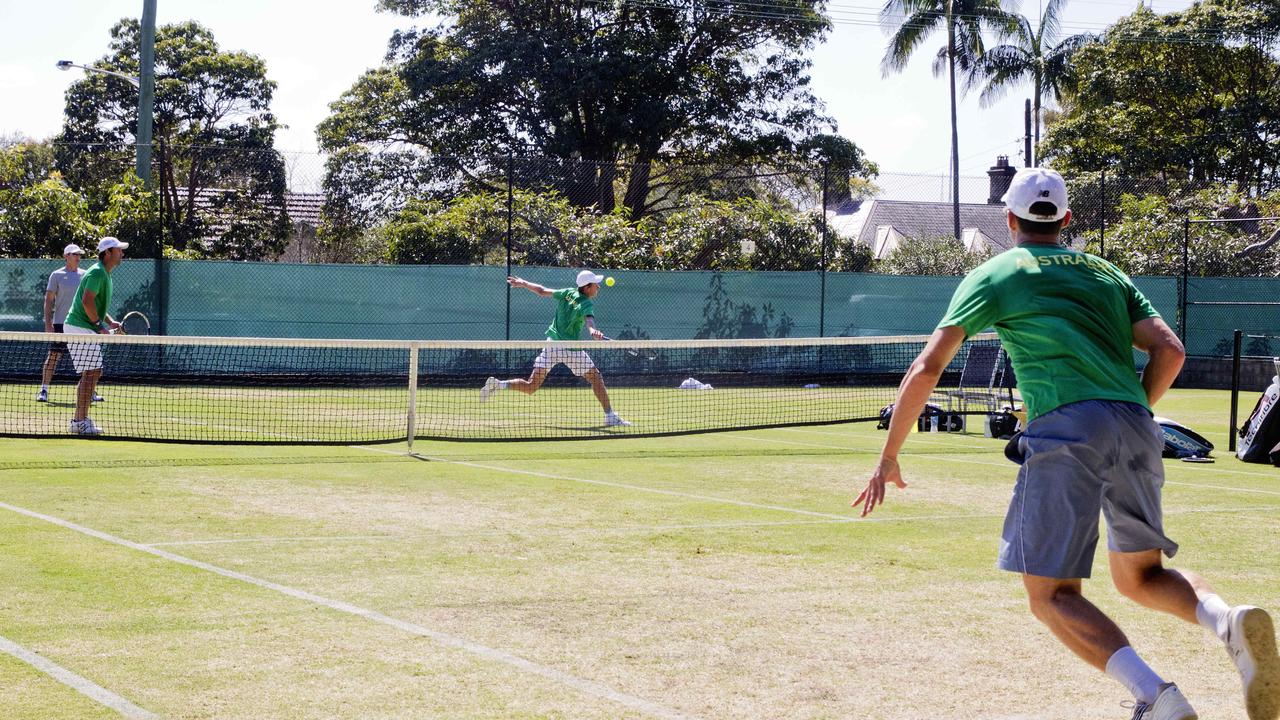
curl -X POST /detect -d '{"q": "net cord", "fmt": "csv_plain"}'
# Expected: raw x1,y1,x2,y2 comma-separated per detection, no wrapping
0,331,997,352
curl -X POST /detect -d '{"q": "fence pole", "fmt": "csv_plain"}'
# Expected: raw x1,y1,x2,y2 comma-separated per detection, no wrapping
155,169,168,336
1179,215,1190,343
1099,168,1106,260
1229,329,1242,452
819,162,828,338
505,152,514,341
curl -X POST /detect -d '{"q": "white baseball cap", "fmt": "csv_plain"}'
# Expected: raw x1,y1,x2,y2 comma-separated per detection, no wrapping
1002,168,1070,222
63,243,84,256
96,236,129,252
575,269,605,287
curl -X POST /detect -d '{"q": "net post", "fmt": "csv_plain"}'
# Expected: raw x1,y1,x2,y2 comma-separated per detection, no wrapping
407,343,419,451
1229,329,1242,452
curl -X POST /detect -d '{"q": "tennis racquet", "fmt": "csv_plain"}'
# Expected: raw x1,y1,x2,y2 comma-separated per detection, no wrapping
117,311,151,336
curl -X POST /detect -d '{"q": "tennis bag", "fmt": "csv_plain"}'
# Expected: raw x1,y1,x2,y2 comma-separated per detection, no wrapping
1003,417,1212,465
1237,373,1280,463
877,403,962,432
1153,417,1214,460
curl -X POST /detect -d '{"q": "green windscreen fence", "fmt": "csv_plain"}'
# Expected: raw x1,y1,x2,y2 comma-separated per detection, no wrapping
0,259,1258,350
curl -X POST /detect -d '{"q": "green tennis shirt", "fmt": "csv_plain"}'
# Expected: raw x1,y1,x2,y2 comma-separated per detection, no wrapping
64,263,112,331
546,288,595,340
937,244,1160,421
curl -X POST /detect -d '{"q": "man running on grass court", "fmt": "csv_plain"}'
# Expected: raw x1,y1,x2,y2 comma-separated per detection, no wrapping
855,168,1279,720
481,270,631,427
63,236,127,436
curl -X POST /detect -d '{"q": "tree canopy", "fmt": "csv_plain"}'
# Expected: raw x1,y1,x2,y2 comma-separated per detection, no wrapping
58,19,289,259
318,0,874,224
1041,1,1280,187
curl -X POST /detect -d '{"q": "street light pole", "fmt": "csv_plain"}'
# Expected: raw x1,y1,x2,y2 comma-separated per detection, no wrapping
137,0,157,189
56,61,139,88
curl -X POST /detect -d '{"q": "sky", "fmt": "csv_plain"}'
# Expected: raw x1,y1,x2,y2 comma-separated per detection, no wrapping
0,0,1196,183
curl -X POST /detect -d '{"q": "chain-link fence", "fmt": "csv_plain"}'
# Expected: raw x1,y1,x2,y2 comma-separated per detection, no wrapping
3,142,1279,351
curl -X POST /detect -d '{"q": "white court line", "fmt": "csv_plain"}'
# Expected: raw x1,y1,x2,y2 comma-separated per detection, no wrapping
409,453,853,521
353,446,1005,525
0,633,157,719
0,501,690,720
146,535,397,548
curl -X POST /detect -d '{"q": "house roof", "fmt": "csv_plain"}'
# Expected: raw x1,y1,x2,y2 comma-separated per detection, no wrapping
855,200,1012,252
173,188,324,227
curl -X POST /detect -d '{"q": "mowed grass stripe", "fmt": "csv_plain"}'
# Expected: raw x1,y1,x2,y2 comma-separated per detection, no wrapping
0,500,692,720
0,634,158,720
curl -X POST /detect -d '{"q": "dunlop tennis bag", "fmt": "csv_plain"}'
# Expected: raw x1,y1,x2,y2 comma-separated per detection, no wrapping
1237,371,1280,464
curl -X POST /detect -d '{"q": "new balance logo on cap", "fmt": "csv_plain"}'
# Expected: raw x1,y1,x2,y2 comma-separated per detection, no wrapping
96,236,130,252
1002,168,1070,222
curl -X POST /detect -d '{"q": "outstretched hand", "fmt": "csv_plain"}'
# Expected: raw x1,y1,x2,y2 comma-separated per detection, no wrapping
854,457,907,517
506,276,523,288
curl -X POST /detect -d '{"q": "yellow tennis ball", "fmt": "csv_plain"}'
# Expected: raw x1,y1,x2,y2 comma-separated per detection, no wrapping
605,276,615,286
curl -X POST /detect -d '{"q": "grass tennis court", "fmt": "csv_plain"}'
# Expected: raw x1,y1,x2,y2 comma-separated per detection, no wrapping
2,389,1276,719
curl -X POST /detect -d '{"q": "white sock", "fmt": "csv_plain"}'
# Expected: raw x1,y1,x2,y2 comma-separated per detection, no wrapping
497,380,509,389
1196,594,1232,641
1106,646,1164,704
40,385,47,391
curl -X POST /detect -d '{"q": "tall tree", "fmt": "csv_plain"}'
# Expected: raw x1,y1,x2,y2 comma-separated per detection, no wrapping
965,0,1095,164
318,0,871,222
880,0,1016,239
1042,1,1280,187
58,20,289,259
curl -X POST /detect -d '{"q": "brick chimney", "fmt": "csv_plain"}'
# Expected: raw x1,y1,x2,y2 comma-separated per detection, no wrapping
987,155,1017,205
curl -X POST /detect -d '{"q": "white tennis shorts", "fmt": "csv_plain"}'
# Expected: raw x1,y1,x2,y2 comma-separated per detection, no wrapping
63,324,104,373
534,343,596,376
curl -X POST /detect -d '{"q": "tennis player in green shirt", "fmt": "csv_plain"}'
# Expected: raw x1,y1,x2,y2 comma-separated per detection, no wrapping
855,169,1278,720
481,270,630,427
63,237,127,435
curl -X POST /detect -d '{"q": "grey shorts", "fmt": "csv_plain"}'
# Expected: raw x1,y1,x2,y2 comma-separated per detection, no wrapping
998,400,1179,579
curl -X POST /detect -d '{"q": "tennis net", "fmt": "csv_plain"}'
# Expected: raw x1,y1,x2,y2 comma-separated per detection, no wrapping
0,332,1003,444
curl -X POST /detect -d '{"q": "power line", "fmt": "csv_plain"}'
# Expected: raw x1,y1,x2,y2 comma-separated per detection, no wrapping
580,0,1275,48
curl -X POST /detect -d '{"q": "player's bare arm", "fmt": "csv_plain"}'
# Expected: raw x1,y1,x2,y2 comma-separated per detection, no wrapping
855,325,966,517
584,316,604,340
507,276,554,297
44,290,55,333
1132,317,1185,407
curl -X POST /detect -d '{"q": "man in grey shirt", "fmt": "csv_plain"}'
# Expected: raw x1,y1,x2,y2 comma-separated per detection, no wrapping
36,244,101,403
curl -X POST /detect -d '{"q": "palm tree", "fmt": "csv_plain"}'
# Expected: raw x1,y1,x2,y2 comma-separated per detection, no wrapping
967,0,1096,165
881,0,1017,240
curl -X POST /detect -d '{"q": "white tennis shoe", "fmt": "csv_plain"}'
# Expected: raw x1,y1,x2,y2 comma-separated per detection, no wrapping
604,412,631,427
480,377,499,402
1225,606,1280,720
36,388,48,402
69,418,102,436
1128,683,1197,720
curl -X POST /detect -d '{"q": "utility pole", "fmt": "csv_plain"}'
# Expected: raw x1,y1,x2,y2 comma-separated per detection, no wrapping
137,0,157,188
1024,99,1033,167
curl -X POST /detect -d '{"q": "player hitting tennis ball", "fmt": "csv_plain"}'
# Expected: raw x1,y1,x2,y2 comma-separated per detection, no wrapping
481,270,631,427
